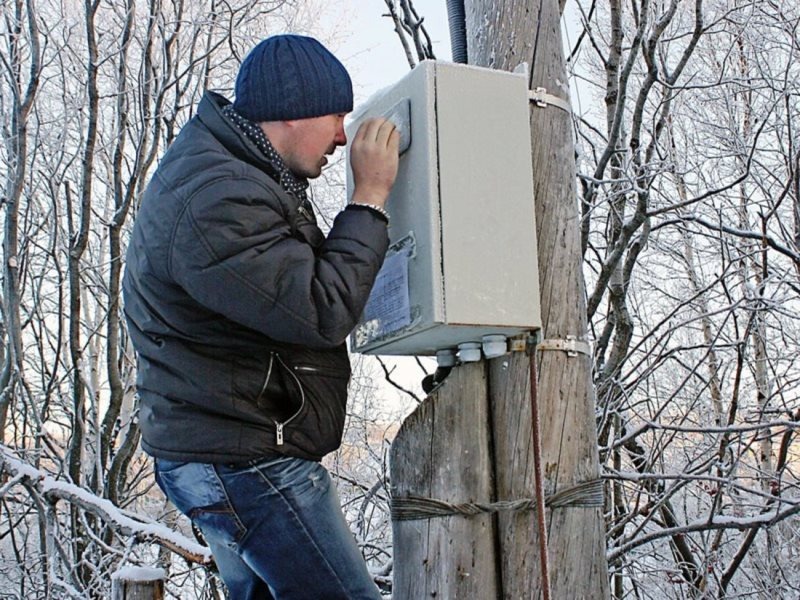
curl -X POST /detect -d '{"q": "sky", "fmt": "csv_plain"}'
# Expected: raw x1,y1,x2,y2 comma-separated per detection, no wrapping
335,1,453,102
334,1,584,107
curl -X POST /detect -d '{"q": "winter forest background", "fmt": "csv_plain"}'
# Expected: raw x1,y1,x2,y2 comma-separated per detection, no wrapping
1,0,799,598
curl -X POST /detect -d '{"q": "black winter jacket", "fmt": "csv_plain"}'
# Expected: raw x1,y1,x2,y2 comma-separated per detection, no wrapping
122,92,389,462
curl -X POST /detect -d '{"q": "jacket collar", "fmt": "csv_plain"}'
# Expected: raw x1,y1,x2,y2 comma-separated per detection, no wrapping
197,91,285,183
197,91,324,250
221,104,309,200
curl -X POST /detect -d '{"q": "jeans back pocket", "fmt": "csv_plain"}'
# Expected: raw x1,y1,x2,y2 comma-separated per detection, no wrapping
155,460,246,545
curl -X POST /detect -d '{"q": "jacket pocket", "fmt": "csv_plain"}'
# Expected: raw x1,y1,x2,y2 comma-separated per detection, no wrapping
277,345,351,457
232,352,301,422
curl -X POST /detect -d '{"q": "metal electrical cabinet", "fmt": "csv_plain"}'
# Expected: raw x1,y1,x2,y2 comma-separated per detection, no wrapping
346,60,541,356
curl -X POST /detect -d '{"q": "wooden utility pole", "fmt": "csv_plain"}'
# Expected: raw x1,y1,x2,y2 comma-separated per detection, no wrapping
468,0,611,597
391,1,609,598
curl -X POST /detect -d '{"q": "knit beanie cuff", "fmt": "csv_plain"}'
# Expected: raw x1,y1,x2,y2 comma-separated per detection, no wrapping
234,34,353,122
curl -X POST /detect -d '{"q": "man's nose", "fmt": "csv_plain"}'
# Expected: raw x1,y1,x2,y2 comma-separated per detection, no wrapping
334,123,347,146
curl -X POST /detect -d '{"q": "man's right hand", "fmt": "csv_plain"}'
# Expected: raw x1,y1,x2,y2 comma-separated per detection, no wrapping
349,118,400,209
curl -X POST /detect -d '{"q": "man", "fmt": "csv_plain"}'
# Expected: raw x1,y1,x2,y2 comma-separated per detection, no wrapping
123,34,398,599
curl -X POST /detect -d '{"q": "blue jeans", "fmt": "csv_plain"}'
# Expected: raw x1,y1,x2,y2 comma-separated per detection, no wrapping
155,456,381,599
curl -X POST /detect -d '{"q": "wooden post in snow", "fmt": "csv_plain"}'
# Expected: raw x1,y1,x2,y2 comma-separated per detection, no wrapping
467,0,611,597
111,567,165,600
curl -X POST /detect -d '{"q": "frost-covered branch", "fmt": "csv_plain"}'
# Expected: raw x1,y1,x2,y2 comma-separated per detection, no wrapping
608,502,800,562
0,445,211,565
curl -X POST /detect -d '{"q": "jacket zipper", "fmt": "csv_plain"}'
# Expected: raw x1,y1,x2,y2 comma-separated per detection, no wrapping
256,353,275,402
294,365,326,375
273,355,305,446
293,364,348,378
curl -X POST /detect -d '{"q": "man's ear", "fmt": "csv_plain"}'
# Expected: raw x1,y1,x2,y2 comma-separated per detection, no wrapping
260,121,292,156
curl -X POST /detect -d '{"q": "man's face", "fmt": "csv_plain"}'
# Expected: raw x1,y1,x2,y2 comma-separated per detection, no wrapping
281,113,348,179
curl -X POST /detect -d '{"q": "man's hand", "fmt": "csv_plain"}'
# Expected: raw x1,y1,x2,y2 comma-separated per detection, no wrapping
350,118,400,209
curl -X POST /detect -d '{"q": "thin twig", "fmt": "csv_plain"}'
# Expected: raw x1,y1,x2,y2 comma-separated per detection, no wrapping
376,357,422,403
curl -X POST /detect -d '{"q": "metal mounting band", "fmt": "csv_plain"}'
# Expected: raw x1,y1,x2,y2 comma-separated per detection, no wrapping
537,336,591,357
528,87,572,114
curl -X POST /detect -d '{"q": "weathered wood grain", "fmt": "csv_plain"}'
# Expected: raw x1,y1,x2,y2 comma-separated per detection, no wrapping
111,577,164,600
391,362,499,599
489,351,541,599
391,0,609,596
466,0,611,597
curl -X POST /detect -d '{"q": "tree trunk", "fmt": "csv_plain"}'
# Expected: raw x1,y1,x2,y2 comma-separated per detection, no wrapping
1,0,41,442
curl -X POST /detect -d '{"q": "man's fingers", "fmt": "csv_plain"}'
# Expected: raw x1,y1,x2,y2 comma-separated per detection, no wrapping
352,120,366,143
376,118,398,147
354,118,398,149
349,117,401,207
387,127,400,152
354,118,380,143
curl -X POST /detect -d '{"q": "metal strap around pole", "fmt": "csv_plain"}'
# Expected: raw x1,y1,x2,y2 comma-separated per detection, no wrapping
515,62,571,115
537,336,591,357
528,87,572,114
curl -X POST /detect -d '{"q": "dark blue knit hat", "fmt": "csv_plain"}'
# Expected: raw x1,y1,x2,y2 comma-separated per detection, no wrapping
233,35,353,122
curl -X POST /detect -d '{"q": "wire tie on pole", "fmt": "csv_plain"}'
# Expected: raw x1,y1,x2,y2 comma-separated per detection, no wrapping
390,478,605,521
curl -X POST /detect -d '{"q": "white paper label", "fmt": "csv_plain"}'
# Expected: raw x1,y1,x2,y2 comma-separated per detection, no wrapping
354,236,414,347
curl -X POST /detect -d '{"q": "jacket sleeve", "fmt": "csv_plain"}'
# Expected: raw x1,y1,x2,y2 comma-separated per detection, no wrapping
169,177,389,348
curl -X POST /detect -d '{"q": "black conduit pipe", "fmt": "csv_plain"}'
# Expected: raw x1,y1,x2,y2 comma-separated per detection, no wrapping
446,0,468,63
